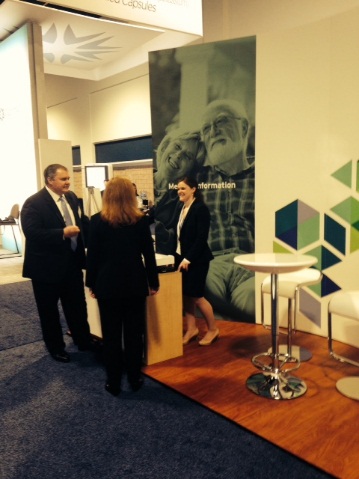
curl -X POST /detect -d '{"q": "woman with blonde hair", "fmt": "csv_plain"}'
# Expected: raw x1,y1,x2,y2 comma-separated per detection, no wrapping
86,177,159,396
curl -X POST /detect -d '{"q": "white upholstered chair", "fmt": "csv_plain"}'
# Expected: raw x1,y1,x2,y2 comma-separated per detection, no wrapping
0,204,21,254
261,268,322,362
328,290,359,400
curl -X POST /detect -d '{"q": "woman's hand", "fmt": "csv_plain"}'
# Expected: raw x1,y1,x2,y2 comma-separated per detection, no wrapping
178,259,190,271
89,288,96,298
149,288,159,296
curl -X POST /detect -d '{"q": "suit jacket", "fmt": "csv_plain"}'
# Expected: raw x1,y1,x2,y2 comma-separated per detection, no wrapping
85,214,159,299
21,188,88,283
175,199,213,264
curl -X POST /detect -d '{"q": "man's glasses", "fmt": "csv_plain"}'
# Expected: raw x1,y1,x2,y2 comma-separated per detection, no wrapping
201,115,242,137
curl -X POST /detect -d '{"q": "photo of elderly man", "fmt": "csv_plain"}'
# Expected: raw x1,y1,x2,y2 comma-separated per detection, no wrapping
197,99,255,322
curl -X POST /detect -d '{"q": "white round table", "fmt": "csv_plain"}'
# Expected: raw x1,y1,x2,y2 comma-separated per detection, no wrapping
234,253,318,400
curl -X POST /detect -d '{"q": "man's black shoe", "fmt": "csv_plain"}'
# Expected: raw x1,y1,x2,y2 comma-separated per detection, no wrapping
50,351,70,363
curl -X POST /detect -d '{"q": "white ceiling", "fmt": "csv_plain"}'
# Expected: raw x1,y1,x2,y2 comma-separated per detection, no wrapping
0,0,201,80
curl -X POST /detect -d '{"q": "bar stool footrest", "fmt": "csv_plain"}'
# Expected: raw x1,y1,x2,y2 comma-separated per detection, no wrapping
252,351,301,373
268,345,312,362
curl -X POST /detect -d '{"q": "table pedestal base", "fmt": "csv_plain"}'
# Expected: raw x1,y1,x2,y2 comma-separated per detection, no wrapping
246,372,307,400
284,345,312,362
336,377,359,400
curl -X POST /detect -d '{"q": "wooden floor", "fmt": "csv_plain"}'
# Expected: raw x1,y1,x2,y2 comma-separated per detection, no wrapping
144,318,359,479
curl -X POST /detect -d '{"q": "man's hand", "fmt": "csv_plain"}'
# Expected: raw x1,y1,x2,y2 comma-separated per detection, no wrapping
63,225,80,237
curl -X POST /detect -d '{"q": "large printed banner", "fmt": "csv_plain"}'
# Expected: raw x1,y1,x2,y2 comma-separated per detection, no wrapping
46,0,203,36
149,37,256,322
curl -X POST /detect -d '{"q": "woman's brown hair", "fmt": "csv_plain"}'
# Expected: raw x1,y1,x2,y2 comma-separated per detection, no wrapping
101,177,144,225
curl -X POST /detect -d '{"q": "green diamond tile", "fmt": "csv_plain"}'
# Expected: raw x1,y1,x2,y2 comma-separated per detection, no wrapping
350,226,359,253
330,196,359,225
305,245,341,270
298,215,320,248
272,242,292,253
332,160,352,188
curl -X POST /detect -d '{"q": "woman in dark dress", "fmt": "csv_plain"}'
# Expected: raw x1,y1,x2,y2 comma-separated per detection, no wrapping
86,177,159,396
174,177,219,346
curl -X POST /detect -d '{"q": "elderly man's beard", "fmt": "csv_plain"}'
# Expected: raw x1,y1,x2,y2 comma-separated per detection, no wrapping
207,138,244,174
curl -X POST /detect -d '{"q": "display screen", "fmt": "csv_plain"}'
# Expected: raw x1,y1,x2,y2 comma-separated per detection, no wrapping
85,165,109,189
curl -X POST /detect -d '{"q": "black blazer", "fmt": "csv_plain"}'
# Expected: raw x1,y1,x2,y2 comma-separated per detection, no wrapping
85,214,159,299
175,199,213,264
21,188,88,283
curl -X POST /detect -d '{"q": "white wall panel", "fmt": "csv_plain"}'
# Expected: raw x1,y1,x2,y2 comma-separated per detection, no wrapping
256,10,359,346
89,75,151,143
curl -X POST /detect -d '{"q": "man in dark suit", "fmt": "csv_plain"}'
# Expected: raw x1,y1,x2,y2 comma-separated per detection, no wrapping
21,163,95,363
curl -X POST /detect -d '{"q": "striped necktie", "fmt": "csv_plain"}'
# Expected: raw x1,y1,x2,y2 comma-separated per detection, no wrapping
59,196,77,251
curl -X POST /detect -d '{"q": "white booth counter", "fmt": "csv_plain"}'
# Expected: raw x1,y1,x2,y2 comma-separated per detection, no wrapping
85,254,183,365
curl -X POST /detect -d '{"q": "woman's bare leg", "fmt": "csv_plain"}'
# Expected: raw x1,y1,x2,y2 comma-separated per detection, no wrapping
195,296,219,345
182,295,199,344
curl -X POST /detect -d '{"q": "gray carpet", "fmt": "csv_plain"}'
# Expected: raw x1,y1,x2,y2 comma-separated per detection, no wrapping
0,281,335,479
0,281,66,351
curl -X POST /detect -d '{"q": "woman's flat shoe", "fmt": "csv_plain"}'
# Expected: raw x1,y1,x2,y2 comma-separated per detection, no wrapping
183,328,199,345
130,378,144,392
199,329,220,346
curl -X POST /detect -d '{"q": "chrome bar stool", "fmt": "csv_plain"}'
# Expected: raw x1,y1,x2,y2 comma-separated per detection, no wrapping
328,290,359,400
261,268,322,362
